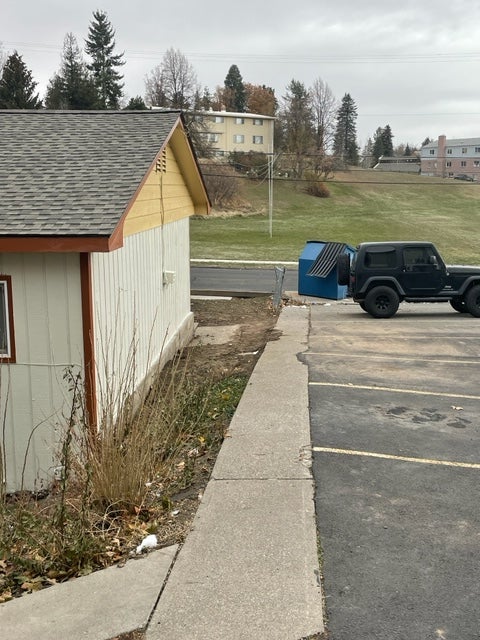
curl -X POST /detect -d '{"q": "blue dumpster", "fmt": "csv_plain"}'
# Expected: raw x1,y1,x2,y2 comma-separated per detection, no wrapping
298,240,356,299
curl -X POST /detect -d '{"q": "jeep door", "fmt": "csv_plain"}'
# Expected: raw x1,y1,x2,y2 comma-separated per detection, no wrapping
398,246,444,293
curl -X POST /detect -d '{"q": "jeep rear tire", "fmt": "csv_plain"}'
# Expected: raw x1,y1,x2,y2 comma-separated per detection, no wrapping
465,285,480,317
364,286,400,318
337,253,350,286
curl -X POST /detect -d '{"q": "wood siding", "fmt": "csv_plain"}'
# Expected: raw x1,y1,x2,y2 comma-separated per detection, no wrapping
123,143,197,238
0,254,83,491
91,217,193,424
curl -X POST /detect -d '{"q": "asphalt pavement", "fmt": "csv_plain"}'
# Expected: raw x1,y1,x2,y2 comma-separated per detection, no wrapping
307,302,480,638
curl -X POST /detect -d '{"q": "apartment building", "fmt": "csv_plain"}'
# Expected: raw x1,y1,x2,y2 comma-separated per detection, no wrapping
421,135,480,179
195,110,275,156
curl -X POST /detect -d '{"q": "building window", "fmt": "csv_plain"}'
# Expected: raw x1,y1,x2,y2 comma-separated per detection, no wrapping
253,118,264,126
474,161,480,167
233,134,245,143
446,161,451,167
252,135,264,144
461,161,467,167
429,149,435,155
235,117,245,124
0,276,15,362
447,148,452,154
212,116,224,123
462,148,468,154
204,133,219,143
475,147,480,153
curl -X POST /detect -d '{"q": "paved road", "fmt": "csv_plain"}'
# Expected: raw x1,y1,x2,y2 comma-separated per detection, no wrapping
306,301,480,639
190,265,299,296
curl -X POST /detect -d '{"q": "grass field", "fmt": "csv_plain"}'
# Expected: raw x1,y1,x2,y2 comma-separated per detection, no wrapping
190,169,480,265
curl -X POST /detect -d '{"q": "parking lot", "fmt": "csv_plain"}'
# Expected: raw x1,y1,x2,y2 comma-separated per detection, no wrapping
307,301,480,639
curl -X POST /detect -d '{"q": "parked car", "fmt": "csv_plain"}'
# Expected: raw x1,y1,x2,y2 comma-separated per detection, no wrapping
454,174,475,181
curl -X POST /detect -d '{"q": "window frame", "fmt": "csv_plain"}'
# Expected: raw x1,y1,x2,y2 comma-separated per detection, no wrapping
233,134,245,144
0,276,16,363
252,135,264,145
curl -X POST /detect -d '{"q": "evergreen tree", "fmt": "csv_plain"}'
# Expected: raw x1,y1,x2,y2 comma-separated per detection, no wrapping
85,10,125,109
404,143,412,156
45,33,97,109
0,51,42,109
372,126,384,163
381,124,394,157
333,93,359,165
124,95,147,110
224,64,246,112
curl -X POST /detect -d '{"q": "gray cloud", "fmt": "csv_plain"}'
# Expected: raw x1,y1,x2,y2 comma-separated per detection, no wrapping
3,0,480,147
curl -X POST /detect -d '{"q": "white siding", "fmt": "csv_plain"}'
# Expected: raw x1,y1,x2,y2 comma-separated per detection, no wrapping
0,254,83,491
91,217,193,424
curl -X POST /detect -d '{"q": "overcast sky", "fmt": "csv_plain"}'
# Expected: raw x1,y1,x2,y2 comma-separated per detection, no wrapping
3,0,480,149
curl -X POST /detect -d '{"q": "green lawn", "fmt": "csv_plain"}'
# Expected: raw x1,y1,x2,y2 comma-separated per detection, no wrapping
190,170,480,265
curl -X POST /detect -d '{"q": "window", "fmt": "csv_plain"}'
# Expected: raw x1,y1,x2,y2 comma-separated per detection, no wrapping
233,134,244,143
447,148,452,154
462,148,468,154
212,116,224,123
252,135,263,144
235,117,245,125
253,118,264,126
202,133,219,143
461,161,467,167
474,161,480,167
446,161,451,167
429,149,435,155
0,276,15,362
364,248,396,269
403,246,436,272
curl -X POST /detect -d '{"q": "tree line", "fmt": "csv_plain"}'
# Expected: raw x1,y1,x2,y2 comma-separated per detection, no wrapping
0,10,420,172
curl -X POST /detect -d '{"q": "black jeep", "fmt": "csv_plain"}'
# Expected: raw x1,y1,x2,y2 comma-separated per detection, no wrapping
337,241,480,318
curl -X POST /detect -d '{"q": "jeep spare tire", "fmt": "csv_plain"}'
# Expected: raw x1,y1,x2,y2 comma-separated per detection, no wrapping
337,253,350,286
364,286,400,318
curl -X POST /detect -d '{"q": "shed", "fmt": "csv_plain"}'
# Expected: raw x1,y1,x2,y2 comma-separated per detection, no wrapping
0,109,210,492
298,240,356,299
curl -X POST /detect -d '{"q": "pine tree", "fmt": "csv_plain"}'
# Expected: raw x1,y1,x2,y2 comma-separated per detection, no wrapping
381,124,394,157
85,10,125,109
124,96,147,110
45,33,97,109
333,93,359,165
372,127,385,163
224,65,246,112
0,51,42,109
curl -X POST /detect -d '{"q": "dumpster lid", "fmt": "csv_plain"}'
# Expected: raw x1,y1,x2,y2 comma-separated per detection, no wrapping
306,241,348,278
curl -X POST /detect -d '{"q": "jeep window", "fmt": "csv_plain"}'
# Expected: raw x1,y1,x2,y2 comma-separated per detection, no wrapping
364,247,396,269
403,247,436,271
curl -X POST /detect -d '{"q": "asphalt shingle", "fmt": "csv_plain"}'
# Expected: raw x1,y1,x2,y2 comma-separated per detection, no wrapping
0,110,182,237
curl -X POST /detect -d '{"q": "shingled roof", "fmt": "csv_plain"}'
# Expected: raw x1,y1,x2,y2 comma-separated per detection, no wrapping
0,110,187,240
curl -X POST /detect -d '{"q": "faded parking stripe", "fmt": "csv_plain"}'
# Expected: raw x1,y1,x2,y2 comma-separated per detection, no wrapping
309,381,480,401
312,446,480,470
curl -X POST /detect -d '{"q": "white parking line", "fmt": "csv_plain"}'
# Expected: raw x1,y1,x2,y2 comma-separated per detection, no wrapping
309,381,480,400
307,352,479,365
312,446,480,470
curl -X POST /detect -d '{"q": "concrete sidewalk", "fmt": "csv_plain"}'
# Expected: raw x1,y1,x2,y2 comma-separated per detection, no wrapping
0,304,325,640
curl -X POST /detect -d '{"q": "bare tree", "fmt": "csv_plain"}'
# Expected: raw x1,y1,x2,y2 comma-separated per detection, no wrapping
145,48,198,109
310,78,337,153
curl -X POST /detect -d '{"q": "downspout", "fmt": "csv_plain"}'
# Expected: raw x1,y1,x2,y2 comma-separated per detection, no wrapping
80,253,97,431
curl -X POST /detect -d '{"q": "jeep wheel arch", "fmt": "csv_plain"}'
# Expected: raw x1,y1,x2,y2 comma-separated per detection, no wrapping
364,286,400,318
337,253,350,286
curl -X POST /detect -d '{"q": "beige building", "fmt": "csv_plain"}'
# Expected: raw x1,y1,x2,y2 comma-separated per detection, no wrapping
195,110,275,156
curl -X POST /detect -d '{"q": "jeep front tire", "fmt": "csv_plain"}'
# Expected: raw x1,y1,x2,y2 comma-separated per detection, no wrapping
364,286,400,318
